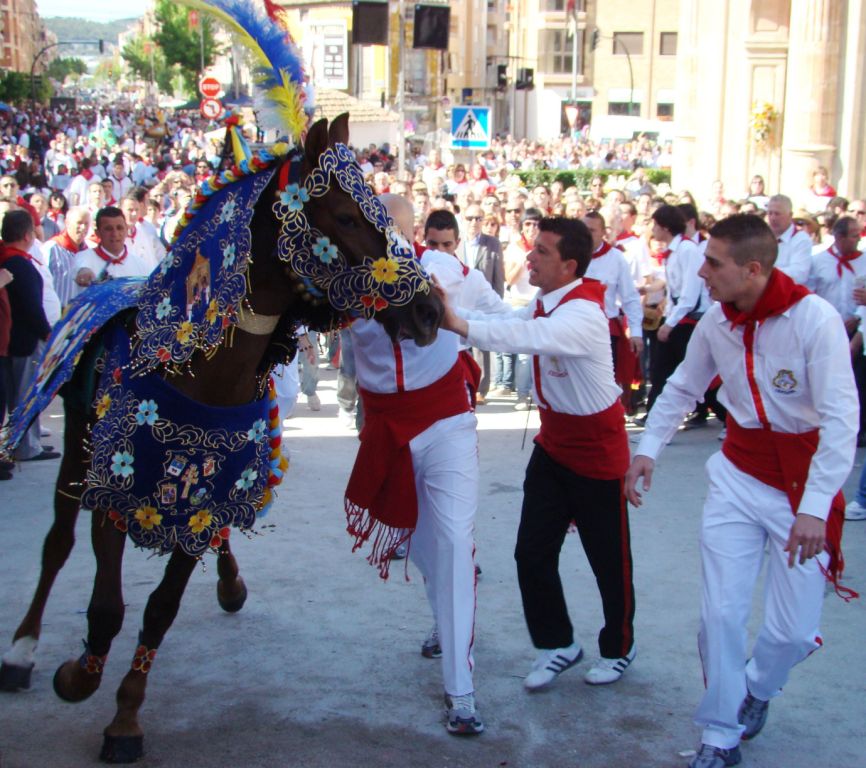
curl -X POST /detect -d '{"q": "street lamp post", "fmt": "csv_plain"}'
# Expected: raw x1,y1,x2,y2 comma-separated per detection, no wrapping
30,39,104,102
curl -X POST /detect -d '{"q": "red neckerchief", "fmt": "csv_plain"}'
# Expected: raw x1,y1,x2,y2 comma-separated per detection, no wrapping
0,244,32,265
829,245,861,277
616,230,636,242
412,241,426,260
659,247,672,263
79,168,93,180
105,196,116,206
128,225,137,243
518,234,534,253
95,244,127,265
592,241,613,259
721,268,810,358
52,231,84,253
47,210,62,222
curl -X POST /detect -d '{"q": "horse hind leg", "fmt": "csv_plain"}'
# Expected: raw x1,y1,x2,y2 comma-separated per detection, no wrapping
216,538,247,613
0,408,90,692
53,508,127,704
100,547,197,764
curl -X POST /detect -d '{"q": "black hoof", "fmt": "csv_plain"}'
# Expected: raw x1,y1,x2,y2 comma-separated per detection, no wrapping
217,579,248,613
0,661,33,691
100,734,144,764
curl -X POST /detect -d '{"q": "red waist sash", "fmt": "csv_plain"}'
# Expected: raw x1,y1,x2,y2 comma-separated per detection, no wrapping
345,360,472,578
535,400,629,481
722,417,854,599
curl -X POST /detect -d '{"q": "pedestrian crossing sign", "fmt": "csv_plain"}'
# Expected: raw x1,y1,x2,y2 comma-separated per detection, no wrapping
451,106,491,149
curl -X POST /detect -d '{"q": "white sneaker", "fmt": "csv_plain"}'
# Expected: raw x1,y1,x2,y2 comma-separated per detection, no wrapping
306,394,321,411
523,643,583,690
584,645,636,685
845,499,866,521
338,408,356,428
514,398,532,412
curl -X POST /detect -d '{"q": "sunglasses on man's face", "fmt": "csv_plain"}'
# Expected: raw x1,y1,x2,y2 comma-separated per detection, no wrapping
465,215,482,221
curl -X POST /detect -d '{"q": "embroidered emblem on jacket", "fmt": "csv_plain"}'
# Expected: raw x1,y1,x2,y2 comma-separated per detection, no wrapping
772,369,797,393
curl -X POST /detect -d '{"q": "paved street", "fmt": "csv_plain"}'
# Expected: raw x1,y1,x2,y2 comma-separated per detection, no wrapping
1,368,864,768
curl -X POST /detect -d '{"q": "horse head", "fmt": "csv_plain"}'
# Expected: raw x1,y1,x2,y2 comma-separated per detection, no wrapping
246,113,442,350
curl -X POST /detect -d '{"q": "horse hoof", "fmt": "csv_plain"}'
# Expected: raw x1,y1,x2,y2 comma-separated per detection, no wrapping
217,578,248,613
53,660,101,702
0,661,33,691
100,733,144,764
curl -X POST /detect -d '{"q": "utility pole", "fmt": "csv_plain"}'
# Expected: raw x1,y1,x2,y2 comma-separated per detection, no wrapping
396,0,407,180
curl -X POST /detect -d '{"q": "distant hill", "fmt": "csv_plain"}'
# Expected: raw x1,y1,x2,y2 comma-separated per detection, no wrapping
43,16,138,55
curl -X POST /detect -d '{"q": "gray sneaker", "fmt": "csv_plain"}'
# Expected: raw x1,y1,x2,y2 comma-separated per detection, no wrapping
738,692,769,740
421,625,441,659
444,692,484,735
688,744,742,768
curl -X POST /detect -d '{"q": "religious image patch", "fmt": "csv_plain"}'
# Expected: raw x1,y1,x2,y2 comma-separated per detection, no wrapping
772,369,797,394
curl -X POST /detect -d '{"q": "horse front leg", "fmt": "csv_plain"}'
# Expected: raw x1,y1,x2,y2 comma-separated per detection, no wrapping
100,546,197,765
0,408,90,692
216,538,247,612
53,508,126,704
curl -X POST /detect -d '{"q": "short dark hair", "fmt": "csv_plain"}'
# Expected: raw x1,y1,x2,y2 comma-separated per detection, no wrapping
522,207,544,225
832,215,859,239
424,208,459,238
538,216,593,278
130,186,149,203
652,204,687,237
676,202,698,224
95,205,125,229
583,209,606,227
1,209,34,242
620,201,637,217
708,213,777,270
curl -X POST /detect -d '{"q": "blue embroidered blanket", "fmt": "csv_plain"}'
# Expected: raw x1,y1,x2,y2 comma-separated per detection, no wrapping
0,278,145,458
81,323,272,556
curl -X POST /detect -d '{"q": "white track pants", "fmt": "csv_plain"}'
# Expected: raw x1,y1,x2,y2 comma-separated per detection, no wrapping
408,411,479,697
696,452,826,749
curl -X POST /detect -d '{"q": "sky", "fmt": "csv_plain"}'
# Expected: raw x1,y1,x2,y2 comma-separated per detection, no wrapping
37,0,147,22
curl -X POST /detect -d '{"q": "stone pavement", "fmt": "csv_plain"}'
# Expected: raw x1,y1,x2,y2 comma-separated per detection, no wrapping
0,370,863,768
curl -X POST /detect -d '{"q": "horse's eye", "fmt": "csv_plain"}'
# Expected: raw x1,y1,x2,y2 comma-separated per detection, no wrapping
335,213,358,228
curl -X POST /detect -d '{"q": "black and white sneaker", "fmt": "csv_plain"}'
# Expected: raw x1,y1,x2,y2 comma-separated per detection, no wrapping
737,692,769,740
421,625,442,659
523,644,583,690
584,645,636,685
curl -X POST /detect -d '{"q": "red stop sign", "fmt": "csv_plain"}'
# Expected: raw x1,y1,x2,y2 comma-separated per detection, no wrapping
199,77,221,98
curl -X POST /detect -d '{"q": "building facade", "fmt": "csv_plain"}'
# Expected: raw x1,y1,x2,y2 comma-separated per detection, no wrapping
1,0,50,73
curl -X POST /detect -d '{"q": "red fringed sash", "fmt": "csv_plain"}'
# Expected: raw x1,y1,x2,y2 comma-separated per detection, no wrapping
345,360,472,579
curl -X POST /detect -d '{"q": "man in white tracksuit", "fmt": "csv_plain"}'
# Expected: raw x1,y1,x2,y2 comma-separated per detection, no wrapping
626,214,858,768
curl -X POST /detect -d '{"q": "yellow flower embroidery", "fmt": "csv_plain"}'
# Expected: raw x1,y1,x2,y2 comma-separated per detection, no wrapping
371,257,399,284
176,321,194,345
134,505,163,530
205,299,219,325
95,393,112,419
189,509,213,534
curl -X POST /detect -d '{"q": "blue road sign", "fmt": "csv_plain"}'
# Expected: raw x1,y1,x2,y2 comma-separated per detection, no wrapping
451,106,491,150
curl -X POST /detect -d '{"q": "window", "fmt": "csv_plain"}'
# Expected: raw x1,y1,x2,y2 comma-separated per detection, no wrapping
612,32,643,56
539,28,583,75
659,32,677,55
657,103,674,120
608,102,640,116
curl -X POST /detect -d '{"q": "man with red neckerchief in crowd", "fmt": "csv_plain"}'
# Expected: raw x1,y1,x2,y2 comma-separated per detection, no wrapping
43,207,90,310
438,216,638,692
807,215,864,336
766,194,812,285
72,206,151,293
626,214,858,768
120,195,166,273
641,204,705,419
582,210,643,361
616,200,651,286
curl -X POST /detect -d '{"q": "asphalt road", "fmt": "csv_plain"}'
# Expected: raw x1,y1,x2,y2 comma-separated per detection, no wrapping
1,369,864,768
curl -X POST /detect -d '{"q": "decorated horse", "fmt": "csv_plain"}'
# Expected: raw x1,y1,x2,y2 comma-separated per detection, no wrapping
0,2,441,763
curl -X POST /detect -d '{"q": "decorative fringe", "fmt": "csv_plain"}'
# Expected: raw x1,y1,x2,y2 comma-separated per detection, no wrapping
345,498,412,581
257,376,289,518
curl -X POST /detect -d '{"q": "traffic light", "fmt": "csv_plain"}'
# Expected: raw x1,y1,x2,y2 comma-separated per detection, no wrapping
515,67,534,90
591,29,600,51
497,64,507,89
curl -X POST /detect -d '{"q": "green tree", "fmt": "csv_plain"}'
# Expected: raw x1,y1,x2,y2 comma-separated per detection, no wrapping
0,71,52,103
46,57,88,82
153,0,220,95
122,36,174,95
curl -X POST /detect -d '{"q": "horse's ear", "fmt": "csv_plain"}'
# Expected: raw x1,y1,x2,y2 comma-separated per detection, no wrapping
328,113,350,146
305,118,329,167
